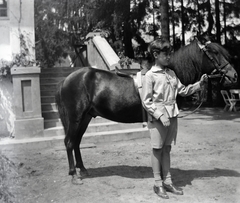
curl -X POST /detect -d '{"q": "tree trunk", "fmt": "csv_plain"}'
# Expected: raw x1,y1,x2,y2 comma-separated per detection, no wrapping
215,0,221,43
197,0,201,33
181,0,185,45
207,0,214,35
160,0,170,41
123,21,134,58
122,0,134,58
171,0,175,46
206,0,213,104
223,0,227,43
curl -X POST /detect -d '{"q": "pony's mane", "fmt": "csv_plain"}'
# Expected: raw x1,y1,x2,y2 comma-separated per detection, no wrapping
169,40,202,85
207,42,230,61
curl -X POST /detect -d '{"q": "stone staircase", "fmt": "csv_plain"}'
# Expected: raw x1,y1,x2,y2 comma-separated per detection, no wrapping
40,67,149,143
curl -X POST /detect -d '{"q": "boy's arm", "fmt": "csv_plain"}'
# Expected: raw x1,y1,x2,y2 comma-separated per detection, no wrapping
177,74,207,97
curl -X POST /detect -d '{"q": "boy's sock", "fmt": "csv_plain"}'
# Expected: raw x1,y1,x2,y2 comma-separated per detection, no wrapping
163,172,172,185
154,172,162,186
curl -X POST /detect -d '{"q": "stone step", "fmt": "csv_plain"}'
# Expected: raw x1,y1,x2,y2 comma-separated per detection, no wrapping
43,127,149,144
90,116,115,124
41,96,55,103
40,83,58,91
0,127,149,148
40,77,65,84
44,118,143,132
43,111,126,124
44,119,62,128
41,90,57,97
42,110,59,120
44,116,115,129
42,103,57,111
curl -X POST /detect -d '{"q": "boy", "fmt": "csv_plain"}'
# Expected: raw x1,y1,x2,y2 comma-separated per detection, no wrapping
142,38,207,199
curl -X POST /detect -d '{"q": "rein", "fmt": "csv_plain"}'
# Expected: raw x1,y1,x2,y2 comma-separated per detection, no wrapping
177,87,206,118
207,73,225,83
177,101,203,118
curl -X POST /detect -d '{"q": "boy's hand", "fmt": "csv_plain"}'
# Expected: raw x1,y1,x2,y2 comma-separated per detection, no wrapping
200,74,208,86
160,115,170,127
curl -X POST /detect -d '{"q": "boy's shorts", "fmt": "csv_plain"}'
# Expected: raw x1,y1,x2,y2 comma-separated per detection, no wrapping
148,117,178,149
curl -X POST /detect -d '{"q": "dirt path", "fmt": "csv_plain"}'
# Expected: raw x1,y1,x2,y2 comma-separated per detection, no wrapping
1,108,240,203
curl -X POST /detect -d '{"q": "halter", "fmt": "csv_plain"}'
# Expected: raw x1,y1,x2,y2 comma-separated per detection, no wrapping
197,40,229,83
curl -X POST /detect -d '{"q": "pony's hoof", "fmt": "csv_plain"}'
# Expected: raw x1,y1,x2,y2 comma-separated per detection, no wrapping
80,169,90,177
72,175,83,185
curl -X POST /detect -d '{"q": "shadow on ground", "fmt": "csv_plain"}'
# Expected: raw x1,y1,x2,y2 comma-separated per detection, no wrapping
85,165,240,186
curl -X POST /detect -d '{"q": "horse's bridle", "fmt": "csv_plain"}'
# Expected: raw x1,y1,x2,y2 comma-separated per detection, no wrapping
197,40,229,83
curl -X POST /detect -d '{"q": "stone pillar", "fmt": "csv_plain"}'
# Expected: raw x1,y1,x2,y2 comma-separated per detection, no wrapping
11,66,44,139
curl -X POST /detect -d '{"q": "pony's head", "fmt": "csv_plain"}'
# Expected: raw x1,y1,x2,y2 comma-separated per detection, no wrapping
196,36,238,85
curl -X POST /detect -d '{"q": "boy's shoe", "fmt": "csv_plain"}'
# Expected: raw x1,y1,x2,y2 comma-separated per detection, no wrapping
163,183,184,195
153,185,169,199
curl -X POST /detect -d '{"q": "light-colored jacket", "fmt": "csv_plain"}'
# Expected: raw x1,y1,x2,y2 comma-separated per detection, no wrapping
142,65,201,120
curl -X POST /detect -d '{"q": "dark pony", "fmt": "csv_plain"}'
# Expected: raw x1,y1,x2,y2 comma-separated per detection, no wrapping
55,39,237,184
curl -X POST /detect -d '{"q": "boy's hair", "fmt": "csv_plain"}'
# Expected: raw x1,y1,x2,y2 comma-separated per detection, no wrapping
148,38,171,60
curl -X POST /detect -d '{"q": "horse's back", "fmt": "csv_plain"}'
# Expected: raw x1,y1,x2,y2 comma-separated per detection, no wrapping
63,67,137,97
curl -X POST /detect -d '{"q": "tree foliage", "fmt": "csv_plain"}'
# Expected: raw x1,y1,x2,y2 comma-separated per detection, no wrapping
35,0,88,67
34,0,240,67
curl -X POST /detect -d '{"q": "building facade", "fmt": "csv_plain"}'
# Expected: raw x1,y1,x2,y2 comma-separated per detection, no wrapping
0,0,35,62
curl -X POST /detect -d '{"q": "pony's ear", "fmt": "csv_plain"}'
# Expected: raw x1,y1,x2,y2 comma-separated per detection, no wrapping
196,33,212,45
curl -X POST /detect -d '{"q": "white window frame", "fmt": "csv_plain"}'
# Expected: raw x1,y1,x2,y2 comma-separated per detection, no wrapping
0,0,9,20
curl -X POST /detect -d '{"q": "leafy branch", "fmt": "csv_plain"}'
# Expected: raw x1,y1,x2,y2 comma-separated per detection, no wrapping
0,33,37,77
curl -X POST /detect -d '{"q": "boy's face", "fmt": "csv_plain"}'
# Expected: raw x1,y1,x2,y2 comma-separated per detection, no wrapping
154,51,171,67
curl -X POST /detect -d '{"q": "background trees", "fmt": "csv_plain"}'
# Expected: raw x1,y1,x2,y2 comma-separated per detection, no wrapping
35,0,240,67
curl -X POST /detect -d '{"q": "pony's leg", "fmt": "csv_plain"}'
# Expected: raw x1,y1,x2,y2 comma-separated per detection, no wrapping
64,122,83,185
74,114,92,178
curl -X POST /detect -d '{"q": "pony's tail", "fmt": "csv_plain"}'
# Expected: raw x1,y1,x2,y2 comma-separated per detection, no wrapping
55,80,69,136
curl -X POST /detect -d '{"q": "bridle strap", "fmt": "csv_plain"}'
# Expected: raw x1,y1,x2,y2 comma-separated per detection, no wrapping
197,40,228,82
202,45,229,71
